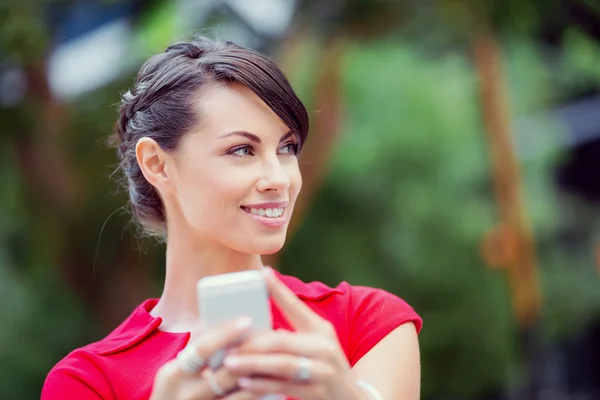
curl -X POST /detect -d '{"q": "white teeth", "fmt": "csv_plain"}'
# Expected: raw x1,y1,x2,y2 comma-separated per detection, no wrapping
246,207,284,218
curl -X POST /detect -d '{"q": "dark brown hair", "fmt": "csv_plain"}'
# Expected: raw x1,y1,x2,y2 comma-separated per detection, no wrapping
109,36,309,236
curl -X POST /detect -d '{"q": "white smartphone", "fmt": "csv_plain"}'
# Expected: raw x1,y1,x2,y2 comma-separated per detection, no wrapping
197,269,272,334
197,270,283,400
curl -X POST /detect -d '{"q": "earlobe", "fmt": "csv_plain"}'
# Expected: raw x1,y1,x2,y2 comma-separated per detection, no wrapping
135,138,172,191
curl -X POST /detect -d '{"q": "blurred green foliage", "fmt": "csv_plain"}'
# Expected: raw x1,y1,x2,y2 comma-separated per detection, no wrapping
280,32,600,397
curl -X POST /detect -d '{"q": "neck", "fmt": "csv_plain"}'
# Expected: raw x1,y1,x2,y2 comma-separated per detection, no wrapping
150,228,264,333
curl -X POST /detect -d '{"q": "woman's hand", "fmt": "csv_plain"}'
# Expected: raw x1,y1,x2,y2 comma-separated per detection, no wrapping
222,268,366,400
150,317,261,400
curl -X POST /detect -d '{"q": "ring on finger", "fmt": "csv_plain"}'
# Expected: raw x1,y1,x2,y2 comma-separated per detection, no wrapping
205,369,227,396
177,345,206,374
294,356,312,383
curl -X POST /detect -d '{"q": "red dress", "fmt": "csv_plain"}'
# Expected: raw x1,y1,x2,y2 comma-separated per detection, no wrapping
42,271,422,399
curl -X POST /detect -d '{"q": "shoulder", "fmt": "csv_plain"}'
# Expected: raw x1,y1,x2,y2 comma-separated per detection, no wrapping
276,272,422,365
343,283,422,365
276,272,421,327
345,284,423,331
275,272,345,301
42,299,161,399
42,347,114,400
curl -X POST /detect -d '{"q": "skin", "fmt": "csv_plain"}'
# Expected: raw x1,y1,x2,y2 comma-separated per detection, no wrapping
138,82,420,399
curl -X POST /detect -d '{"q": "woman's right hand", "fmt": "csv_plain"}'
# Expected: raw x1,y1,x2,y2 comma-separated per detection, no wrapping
149,317,260,400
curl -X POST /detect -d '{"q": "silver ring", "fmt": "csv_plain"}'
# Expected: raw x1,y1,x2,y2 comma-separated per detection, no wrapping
295,356,312,383
206,370,226,396
177,346,206,374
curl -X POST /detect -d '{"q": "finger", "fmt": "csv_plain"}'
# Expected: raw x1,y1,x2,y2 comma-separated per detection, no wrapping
234,331,336,361
187,367,240,399
223,389,263,400
171,365,242,400
205,366,240,396
263,267,322,332
224,353,332,382
238,377,318,400
198,316,252,353
178,317,252,376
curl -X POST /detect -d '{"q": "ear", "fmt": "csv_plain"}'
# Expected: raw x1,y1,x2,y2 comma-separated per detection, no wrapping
135,137,175,194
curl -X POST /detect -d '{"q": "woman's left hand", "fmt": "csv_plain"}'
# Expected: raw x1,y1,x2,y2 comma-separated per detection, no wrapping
222,267,365,400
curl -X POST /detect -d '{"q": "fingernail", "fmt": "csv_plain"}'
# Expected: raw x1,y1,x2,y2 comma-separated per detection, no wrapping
224,356,240,367
238,377,252,388
237,317,252,329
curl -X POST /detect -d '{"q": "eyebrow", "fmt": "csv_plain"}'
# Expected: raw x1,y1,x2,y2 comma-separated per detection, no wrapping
219,130,294,143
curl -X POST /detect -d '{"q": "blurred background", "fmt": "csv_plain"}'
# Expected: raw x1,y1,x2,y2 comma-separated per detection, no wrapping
2,0,600,398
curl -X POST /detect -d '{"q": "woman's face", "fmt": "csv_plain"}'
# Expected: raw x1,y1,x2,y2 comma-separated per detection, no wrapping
169,83,302,254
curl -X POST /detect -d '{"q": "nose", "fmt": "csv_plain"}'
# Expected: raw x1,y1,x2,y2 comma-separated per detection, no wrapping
256,157,291,193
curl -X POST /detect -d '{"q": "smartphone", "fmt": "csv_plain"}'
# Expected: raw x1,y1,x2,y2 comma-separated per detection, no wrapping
197,270,283,400
197,269,272,333
197,270,272,368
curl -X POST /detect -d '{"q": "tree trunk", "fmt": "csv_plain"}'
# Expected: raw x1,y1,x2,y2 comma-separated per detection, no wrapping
473,28,542,328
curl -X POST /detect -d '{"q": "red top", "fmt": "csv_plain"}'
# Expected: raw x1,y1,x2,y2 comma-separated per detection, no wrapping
42,272,422,399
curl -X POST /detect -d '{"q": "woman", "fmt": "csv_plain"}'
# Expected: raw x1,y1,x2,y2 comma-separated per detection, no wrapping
42,36,422,400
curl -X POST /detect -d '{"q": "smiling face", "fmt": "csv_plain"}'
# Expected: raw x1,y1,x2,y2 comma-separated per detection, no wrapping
166,83,302,254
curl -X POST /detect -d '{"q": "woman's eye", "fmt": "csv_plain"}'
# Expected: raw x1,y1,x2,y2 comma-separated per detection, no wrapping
229,145,254,157
280,143,298,155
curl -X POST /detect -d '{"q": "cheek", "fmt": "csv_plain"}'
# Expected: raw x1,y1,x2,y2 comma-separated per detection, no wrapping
177,169,236,220
194,172,244,208
288,163,302,198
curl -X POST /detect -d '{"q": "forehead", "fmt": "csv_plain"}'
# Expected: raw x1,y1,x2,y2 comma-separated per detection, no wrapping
192,83,289,138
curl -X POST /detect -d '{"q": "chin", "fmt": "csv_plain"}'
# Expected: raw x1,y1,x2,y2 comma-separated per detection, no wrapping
259,244,284,255
257,239,286,255
243,234,287,255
